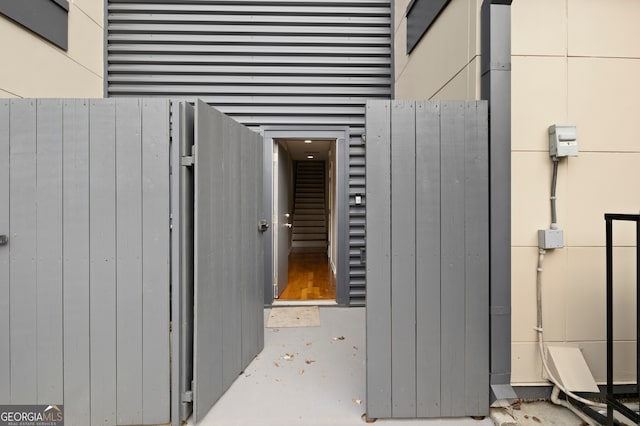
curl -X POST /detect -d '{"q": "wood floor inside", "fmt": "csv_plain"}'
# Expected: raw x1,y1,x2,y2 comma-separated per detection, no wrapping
279,251,336,300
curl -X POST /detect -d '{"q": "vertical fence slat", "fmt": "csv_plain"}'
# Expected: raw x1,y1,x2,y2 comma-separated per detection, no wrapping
89,99,117,426
141,99,171,424
35,100,64,404
440,101,467,416
240,126,259,367
365,100,392,418
9,100,37,404
390,100,417,417
115,98,144,425
0,99,9,403
415,100,442,417
62,99,91,425
222,117,242,390
255,130,265,351
240,126,250,367
464,102,490,415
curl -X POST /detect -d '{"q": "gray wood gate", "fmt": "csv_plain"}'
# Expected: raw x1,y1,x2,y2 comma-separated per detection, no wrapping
365,100,489,419
0,99,171,425
190,100,265,423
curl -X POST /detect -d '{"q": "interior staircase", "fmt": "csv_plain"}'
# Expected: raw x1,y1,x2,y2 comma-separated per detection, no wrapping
291,161,327,252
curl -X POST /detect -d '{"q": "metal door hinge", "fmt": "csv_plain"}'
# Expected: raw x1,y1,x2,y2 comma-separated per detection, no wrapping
182,390,193,403
181,144,195,167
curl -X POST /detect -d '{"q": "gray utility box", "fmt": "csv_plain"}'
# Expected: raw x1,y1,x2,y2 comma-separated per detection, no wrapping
539,228,564,249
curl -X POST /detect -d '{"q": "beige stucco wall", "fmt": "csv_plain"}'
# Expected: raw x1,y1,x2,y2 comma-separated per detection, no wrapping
0,0,104,98
394,0,482,100
511,0,639,386
395,0,639,386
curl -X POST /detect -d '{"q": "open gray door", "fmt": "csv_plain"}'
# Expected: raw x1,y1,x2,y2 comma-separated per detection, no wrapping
273,142,291,297
192,100,265,423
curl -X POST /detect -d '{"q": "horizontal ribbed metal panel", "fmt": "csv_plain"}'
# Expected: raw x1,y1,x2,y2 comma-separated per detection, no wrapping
106,0,392,306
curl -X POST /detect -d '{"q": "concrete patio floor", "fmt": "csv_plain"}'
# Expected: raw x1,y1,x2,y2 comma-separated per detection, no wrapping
189,307,493,426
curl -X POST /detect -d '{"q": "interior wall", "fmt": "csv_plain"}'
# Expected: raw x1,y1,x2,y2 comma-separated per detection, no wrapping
394,0,482,100
510,0,640,385
0,0,104,97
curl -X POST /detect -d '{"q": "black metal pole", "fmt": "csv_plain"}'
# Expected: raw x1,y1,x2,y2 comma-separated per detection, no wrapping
636,219,639,406
605,217,613,426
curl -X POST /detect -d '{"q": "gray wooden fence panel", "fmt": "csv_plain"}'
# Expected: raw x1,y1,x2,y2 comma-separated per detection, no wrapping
1,99,171,425
440,101,467,416
366,100,489,419
62,99,91,426
0,100,9,403
365,100,392,418
390,101,417,417
193,101,225,422
35,99,64,404
415,101,441,417
141,99,171,424
463,102,490,415
89,99,118,426
9,100,38,404
115,99,144,425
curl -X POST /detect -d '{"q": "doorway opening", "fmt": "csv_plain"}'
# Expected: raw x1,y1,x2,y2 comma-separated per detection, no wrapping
274,139,337,302
262,128,349,306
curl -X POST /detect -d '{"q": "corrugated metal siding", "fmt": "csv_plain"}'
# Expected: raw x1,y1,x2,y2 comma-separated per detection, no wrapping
106,0,391,306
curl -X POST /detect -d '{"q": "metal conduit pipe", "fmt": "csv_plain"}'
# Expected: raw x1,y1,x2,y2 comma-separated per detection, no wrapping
536,249,607,410
550,386,598,426
550,156,559,228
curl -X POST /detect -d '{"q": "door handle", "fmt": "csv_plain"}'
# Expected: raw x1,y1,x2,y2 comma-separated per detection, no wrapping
258,220,269,232
0,235,7,246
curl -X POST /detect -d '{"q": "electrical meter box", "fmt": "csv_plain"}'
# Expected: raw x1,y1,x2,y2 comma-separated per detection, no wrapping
549,124,578,157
